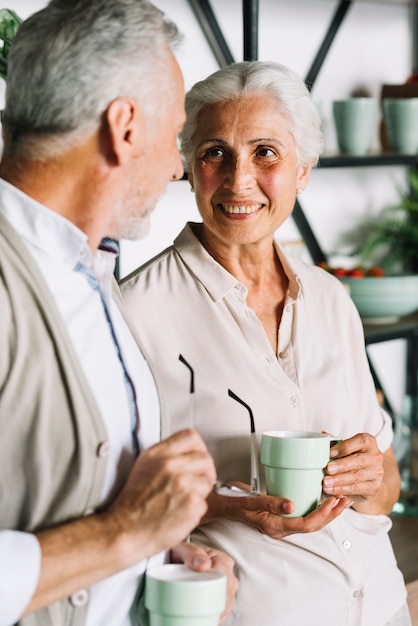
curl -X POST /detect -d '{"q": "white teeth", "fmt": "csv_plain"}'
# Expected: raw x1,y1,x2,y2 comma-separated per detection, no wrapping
221,204,262,214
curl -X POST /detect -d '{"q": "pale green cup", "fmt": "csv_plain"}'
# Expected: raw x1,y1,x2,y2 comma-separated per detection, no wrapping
332,97,378,155
383,98,418,154
260,430,332,517
145,564,227,626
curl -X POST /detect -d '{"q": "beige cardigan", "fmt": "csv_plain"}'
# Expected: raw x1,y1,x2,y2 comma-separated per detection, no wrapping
0,213,167,626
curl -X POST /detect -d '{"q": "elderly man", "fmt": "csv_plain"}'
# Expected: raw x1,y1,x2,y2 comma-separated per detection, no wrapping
0,1,237,624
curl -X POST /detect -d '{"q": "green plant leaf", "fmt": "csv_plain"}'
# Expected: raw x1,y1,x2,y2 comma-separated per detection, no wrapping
356,167,418,273
0,8,22,80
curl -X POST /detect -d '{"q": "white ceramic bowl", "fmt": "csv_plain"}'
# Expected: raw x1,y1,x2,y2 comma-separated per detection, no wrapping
339,274,418,323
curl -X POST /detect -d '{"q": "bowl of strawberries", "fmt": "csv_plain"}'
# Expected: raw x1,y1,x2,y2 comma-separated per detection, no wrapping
319,264,418,323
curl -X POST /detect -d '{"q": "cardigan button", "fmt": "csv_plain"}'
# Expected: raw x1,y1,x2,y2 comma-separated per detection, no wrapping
70,589,89,607
84,507,95,516
97,441,110,458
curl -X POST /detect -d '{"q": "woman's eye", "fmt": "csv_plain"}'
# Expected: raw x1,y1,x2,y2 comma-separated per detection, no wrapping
256,147,275,157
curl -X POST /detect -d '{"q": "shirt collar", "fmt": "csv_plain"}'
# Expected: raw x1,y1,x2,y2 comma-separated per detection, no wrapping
174,223,241,301
274,240,303,302
0,178,118,283
174,222,303,303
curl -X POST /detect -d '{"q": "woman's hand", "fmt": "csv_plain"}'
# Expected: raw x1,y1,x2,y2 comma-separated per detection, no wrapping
322,434,401,515
171,542,239,624
201,486,351,540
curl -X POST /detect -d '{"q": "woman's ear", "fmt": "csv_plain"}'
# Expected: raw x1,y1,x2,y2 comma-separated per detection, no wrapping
105,97,144,165
296,163,313,193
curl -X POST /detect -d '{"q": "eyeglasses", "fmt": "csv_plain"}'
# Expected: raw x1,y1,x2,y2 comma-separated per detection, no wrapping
179,354,259,497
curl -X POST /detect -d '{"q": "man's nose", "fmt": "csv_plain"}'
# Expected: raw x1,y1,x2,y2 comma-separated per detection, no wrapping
172,150,185,181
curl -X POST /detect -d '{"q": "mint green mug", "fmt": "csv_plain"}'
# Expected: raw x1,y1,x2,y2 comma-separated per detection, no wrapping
145,564,227,626
332,98,378,155
383,98,418,154
261,430,332,517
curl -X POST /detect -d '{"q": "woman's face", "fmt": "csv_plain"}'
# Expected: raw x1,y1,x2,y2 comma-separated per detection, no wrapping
188,94,312,250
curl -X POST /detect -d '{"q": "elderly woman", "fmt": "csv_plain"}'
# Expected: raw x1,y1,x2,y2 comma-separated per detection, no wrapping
121,61,409,626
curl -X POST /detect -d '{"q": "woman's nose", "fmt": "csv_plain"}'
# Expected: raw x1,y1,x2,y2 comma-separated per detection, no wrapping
224,157,254,192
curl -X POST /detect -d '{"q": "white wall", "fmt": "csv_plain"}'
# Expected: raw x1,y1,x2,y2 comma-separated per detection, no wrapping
3,0,412,415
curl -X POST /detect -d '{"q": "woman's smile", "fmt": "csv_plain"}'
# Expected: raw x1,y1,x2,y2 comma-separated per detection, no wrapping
219,202,264,216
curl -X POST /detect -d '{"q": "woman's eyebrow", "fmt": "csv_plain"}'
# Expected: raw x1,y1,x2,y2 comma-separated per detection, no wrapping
249,137,285,146
197,138,227,148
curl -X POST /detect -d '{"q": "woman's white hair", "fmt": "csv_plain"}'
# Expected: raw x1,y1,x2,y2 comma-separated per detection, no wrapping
181,60,323,168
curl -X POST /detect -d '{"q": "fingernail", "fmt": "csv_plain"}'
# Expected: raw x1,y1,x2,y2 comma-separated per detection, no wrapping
281,501,294,514
327,463,338,474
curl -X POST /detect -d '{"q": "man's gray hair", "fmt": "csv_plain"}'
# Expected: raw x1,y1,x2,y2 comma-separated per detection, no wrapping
181,60,323,168
2,0,182,158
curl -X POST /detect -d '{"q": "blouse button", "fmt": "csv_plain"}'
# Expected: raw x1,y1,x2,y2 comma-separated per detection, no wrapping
289,395,299,407
342,540,351,550
97,441,110,458
278,351,288,359
70,589,89,607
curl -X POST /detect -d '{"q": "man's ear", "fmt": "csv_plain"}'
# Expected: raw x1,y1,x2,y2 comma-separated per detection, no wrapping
187,166,194,191
105,97,144,165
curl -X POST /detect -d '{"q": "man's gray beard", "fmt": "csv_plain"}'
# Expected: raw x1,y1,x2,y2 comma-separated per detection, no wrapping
115,210,152,242
123,216,151,241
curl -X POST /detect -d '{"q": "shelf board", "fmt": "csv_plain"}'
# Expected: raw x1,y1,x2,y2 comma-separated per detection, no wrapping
350,0,418,4
318,153,418,168
364,311,418,343
371,1,418,3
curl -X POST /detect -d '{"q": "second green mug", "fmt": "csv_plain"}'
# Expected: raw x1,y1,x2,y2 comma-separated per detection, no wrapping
260,430,332,517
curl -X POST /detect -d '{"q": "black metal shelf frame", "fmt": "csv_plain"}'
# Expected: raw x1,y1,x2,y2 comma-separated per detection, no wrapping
364,314,418,421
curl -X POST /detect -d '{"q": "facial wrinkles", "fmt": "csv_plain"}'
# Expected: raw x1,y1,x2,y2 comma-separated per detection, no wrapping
112,53,185,242
193,96,301,230
197,100,292,187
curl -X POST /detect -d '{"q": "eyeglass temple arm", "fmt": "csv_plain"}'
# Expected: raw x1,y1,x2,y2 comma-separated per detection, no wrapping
228,389,260,494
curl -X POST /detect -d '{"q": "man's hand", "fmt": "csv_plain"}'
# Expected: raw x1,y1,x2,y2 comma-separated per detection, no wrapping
29,429,216,614
171,542,239,624
106,429,217,563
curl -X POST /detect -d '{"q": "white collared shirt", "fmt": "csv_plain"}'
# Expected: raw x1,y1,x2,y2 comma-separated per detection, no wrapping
122,222,407,626
0,178,163,625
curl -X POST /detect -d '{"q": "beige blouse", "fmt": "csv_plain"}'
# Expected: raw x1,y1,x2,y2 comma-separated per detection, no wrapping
121,222,406,626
